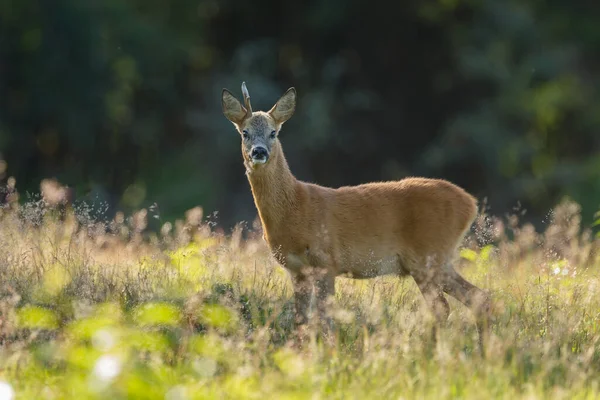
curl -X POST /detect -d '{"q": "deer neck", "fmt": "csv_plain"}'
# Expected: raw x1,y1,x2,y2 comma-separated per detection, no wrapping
246,144,298,236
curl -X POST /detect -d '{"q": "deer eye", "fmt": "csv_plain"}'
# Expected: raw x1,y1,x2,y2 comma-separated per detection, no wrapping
270,130,277,139
242,130,249,139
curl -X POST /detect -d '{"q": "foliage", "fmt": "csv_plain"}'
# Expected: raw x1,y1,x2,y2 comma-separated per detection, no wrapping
1,196,600,399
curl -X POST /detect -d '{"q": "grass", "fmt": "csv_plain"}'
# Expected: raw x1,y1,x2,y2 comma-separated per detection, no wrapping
0,193,600,399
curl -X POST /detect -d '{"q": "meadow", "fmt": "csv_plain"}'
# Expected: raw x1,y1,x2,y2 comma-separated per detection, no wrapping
0,190,599,399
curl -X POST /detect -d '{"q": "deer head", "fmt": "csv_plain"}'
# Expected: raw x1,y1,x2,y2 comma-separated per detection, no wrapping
222,82,296,169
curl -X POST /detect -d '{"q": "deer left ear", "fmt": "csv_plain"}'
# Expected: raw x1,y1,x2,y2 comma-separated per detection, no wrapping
222,89,248,125
268,88,296,125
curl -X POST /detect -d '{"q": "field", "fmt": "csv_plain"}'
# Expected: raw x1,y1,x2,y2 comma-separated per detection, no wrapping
1,197,600,400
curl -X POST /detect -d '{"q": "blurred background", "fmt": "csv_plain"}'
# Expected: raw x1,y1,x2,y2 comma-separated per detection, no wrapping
1,0,599,231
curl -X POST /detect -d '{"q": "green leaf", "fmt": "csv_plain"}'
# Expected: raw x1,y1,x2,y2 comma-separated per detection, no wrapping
68,317,118,341
133,303,182,327
128,331,171,353
199,304,238,333
17,306,59,330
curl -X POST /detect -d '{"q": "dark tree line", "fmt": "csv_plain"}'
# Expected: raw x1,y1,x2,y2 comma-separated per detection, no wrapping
1,0,599,228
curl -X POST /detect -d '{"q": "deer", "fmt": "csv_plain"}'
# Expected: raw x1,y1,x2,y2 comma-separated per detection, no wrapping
221,82,492,348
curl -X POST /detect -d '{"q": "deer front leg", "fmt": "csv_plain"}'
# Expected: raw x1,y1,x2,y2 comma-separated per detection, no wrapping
291,273,312,343
314,269,336,344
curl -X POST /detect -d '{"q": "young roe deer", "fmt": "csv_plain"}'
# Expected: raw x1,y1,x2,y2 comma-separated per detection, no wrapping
221,82,491,344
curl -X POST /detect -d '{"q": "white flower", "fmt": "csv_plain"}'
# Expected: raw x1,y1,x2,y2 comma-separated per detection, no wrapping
93,355,121,381
0,382,15,400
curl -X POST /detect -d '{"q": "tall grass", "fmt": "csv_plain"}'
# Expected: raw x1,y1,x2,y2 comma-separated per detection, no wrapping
0,187,599,399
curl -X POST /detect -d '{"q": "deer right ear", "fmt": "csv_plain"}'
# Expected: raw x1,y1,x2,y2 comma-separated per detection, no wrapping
222,89,248,125
268,87,296,125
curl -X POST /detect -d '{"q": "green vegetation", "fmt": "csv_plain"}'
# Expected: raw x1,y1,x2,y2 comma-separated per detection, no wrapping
1,196,599,399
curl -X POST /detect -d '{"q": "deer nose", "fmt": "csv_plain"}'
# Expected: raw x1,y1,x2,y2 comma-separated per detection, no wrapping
251,146,268,160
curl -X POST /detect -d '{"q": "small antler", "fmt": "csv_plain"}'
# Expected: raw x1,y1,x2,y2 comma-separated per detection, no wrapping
241,81,252,118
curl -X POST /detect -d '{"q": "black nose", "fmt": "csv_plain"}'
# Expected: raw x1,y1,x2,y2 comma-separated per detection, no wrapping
251,147,268,159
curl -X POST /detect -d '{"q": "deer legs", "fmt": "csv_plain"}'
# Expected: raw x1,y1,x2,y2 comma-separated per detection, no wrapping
438,266,492,351
315,272,335,341
439,267,490,315
291,274,312,327
413,262,491,352
413,275,450,345
414,278,450,324
290,268,335,344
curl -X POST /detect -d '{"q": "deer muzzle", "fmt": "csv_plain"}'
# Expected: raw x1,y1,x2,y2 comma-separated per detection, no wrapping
250,146,269,164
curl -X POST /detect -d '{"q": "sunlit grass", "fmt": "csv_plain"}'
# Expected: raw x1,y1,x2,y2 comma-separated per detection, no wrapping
0,195,599,399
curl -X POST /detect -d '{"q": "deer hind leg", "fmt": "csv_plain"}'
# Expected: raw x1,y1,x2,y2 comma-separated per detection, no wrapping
413,274,450,343
439,266,490,314
414,278,450,323
438,264,491,352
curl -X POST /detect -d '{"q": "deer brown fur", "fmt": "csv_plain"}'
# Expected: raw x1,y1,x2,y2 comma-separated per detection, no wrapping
222,83,491,345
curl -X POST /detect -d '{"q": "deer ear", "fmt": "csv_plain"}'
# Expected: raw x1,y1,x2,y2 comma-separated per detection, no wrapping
222,89,248,125
268,88,296,124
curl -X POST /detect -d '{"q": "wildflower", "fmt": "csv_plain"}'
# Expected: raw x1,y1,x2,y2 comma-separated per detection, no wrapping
0,381,15,400
93,355,121,381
